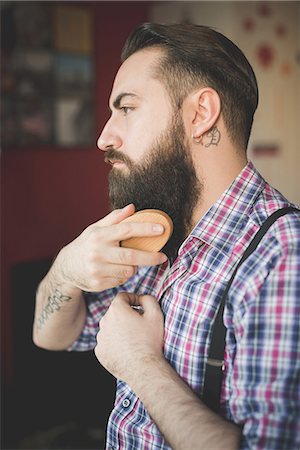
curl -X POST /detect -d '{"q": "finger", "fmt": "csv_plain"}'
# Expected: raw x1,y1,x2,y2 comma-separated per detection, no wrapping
113,294,161,318
114,291,141,307
106,221,165,243
97,204,135,227
113,292,146,315
138,295,161,314
99,292,139,331
94,263,137,281
108,246,168,266
89,276,134,292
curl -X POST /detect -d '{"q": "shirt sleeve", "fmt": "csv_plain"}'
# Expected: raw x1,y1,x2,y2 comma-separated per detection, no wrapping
68,288,117,352
228,217,300,450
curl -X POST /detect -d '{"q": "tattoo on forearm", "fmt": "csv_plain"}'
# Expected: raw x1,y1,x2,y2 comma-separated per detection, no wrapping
203,126,221,147
36,289,72,330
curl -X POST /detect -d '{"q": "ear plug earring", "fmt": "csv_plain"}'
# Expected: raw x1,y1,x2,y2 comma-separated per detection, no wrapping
192,134,203,145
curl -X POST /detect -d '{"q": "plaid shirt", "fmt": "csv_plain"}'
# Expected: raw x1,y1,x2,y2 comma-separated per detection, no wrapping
71,162,300,450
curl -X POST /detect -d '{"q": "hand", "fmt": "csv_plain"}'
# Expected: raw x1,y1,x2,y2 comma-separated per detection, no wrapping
95,293,242,450
55,204,168,292
94,292,165,383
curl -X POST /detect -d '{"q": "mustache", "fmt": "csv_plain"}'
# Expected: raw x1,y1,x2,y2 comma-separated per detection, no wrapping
104,149,133,167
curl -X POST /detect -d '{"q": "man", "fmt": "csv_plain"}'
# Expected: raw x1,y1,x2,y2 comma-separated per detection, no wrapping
33,23,300,449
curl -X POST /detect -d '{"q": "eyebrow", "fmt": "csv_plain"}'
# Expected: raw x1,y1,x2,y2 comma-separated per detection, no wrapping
110,92,139,111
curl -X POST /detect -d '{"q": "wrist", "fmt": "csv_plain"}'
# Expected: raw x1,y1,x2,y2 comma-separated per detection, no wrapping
51,247,81,295
128,353,170,395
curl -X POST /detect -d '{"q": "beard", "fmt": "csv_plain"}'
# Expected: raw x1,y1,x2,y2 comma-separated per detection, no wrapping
106,114,201,261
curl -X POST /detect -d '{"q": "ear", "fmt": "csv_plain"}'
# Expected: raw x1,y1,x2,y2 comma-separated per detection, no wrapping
188,87,221,141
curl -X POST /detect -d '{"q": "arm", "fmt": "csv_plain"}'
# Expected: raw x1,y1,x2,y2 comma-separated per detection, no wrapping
33,204,167,350
95,293,241,449
227,232,300,449
134,357,240,450
33,255,86,351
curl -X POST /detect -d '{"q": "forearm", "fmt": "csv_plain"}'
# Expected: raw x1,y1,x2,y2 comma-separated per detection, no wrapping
130,356,241,450
33,206,168,351
33,250,86,350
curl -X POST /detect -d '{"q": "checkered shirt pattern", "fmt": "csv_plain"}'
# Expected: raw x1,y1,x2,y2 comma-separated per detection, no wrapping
71,162,300,450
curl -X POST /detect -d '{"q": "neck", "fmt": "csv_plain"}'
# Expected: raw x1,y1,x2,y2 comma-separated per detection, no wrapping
189,145,248,232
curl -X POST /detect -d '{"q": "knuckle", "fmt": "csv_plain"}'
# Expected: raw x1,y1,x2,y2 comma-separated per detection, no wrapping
127,265,136,278
85,224,97,239
86,262,99,280
86,249,98,266
114,292,126,304
111,295,119,306
120,222,132,238
109,298,118,312
94,345,101,361
90,278,100,291
87,270,104,291
119,266,135,279
99,316,105,329
115,278,127,287
86,226,103,245
118,248,134,264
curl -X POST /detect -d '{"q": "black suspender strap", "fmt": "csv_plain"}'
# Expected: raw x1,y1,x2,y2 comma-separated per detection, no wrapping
202,206,299,413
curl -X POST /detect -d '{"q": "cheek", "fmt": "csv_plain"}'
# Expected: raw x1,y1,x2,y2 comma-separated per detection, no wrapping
125,129,154,162
127,110,170,161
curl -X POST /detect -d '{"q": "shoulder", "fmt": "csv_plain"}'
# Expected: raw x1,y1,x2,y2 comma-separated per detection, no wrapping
249,183,300,251
227,186,300,313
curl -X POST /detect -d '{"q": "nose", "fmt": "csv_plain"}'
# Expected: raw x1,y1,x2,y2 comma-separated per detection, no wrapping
97,119,122,152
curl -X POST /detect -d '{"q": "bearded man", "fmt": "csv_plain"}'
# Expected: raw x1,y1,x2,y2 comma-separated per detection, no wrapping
33,23,300,450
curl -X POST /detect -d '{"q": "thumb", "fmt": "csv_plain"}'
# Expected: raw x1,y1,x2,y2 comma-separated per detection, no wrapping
113,291,141,308
138,295,161,315
98,204,135,227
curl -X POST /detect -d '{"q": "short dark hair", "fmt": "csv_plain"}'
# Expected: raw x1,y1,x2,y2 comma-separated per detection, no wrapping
121,23,259,150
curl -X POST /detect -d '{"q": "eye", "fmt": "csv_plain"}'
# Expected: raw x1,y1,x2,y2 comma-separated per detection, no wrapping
120,106,133,116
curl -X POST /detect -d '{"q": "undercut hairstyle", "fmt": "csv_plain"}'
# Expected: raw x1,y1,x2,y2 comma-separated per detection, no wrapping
121,23,259,150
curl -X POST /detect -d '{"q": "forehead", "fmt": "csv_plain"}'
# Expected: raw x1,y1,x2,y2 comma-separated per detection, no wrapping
110,47,169,104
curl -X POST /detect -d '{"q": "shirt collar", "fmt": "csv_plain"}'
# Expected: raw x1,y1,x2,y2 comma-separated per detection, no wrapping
183,162,266,257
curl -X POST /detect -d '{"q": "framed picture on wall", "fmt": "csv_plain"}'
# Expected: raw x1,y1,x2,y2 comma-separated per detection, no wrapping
1,2,95,150
13,50,54,98
54,5,93,54
14,2,52,49
54,97,94,146
17,100,54,145
55,54,93,95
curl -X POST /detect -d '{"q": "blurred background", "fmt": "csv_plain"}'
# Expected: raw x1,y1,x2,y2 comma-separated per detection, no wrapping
1,1,299,449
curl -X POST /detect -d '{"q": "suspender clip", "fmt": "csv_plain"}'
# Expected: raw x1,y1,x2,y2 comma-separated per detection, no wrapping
206,358,225,371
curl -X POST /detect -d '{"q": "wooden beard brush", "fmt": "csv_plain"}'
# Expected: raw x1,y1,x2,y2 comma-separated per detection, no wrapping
120,209,173,252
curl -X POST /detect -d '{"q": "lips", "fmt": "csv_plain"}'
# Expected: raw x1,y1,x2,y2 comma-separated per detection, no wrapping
104,149,132,168
105,157,124,167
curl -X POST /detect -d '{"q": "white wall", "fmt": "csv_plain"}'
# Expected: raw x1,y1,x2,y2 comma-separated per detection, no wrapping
150,1,300,205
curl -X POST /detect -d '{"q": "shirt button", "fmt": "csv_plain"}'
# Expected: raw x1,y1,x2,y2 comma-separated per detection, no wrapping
122,398,131,408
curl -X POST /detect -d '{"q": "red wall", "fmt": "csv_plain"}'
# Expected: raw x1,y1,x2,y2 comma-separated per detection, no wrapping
1,1,150,387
